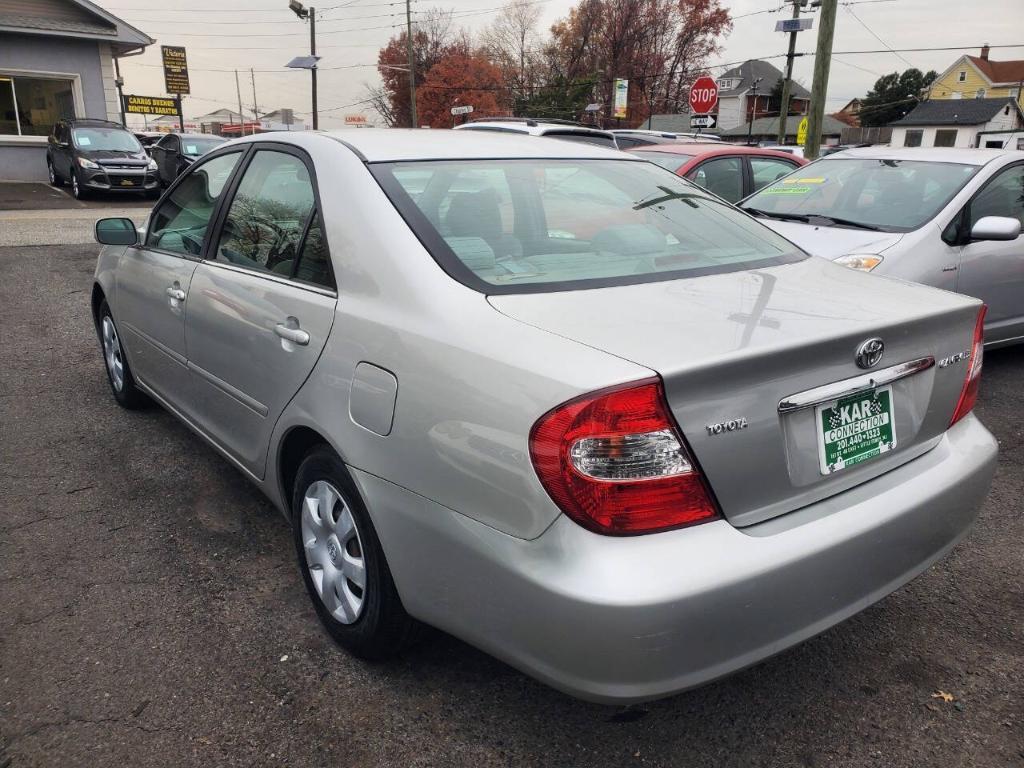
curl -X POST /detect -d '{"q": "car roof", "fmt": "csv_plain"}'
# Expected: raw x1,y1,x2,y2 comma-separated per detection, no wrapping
824,146,1022,165
316,128,629,161
627,142,803,161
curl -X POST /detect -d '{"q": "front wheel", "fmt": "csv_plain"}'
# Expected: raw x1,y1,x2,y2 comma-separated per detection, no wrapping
292,447,419,660
98,300,147,409
47,160,63,187
71,170,87,200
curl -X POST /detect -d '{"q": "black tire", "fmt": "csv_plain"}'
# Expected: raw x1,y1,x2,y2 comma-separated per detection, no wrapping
71,170,87,200
292,446,419,660
47,159,63,187
97,300,148,409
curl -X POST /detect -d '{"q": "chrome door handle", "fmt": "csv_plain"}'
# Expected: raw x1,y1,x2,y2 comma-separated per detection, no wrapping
165,287,186,301
274,322,309,346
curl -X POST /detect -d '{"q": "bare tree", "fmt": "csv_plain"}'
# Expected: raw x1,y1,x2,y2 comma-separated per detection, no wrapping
482,1,543,101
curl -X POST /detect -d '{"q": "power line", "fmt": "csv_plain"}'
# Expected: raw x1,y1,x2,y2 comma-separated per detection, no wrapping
843,5,914,67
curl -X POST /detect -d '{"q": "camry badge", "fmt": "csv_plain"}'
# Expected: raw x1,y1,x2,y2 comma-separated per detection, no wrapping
855,337,885,370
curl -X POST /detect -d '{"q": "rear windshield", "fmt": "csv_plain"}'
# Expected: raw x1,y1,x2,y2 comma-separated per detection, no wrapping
632,150,693,171
741,157,980,232
372,158,805,294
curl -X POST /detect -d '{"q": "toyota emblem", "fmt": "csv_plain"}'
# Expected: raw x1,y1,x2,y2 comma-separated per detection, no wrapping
855,337,885,369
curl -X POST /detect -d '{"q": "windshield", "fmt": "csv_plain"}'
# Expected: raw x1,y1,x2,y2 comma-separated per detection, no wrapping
72,127,142,153
372,158,804,294
181,137,225,156
741,157,979,232
632,151,692,171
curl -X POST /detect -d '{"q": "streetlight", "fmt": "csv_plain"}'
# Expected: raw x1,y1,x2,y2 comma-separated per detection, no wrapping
287,1,318,129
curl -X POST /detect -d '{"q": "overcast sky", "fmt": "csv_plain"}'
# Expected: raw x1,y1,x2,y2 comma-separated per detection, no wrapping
104,0,1024,128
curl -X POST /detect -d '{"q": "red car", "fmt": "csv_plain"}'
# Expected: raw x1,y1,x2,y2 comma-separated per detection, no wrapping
627,143,808,204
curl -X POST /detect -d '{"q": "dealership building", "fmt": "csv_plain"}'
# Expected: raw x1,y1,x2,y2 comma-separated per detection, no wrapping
0,0,152,181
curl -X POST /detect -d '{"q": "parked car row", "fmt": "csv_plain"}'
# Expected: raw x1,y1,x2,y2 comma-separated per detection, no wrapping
46,118,226,199
90,126,1010,704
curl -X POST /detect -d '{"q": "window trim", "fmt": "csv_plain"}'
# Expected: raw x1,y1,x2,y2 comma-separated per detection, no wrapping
904,129,924,148
369,158,807,296
204,141,337,294
0,68,85,140
958,71,967,82
143,146,250,261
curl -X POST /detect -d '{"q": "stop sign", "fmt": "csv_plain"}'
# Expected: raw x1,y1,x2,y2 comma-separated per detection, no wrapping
689,77,719,115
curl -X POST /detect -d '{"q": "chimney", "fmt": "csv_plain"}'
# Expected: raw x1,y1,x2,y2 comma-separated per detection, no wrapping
981,43,990,60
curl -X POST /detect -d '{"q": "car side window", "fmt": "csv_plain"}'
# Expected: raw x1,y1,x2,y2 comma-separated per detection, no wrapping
292,212,334,290
214,150,316,276
750,157,798,193
688,157,744,203
969,165,1024,229
146,151,241,256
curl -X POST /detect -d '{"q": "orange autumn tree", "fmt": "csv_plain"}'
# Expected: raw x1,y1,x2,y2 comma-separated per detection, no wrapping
417,52,510,128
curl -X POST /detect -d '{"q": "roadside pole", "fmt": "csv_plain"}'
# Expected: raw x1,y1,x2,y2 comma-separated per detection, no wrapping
805,0,837,160
776,0,801,145
251,68,259,129
176,95,184,132
747,78,762,145
235,69,245,136
405,0,417,128
309,7,318,130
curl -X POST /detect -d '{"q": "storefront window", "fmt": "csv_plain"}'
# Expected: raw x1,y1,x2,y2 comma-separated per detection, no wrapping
0,75,76,136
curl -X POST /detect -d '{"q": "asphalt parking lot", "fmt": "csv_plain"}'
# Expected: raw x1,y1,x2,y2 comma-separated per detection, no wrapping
0,241,1021,767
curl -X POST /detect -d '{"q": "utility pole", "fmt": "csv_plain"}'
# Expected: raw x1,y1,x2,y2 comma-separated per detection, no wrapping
235,68,245,136
405,0,417,128
747,77,762,145
309,7,318,129
805,0,837,160
113,55,126,127
250,68,259,130
776,0,802,145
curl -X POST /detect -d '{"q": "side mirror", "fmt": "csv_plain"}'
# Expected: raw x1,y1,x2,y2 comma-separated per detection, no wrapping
95,217,138,246
970,216,1021,242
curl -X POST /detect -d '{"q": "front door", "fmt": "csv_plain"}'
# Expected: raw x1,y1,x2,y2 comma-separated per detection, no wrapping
957,163,1024,344
184,147,336,478
115,150,243,411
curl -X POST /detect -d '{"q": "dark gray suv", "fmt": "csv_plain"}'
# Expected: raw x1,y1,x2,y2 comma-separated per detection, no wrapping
47,118,160,199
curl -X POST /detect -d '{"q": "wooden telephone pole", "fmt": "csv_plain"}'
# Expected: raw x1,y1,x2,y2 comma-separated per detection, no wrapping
776,0,802,145
804,0,837,160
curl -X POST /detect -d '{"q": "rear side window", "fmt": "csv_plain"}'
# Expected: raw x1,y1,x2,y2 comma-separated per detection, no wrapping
373,158,804,294
147,151,241,255
750,157,798,192
688,157,744,202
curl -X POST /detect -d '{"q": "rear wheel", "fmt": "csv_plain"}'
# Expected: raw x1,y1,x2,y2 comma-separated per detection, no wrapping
98,300,147,409
292,446,418,660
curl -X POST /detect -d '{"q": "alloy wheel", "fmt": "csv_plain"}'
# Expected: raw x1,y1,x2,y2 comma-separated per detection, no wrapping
101,315,125,392
300,480,366,624
72,173,80,199
47,163,56,185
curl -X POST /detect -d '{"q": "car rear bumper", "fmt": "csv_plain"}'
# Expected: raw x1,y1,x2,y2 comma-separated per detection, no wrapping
354,413,997,704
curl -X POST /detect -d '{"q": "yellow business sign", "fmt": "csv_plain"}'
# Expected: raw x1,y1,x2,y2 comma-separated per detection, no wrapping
123,94,179,117
796,116,809,146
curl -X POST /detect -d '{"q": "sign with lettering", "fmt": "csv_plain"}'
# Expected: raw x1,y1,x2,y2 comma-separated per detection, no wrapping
123,94,179,117
613,79,629,119
161,46,191,95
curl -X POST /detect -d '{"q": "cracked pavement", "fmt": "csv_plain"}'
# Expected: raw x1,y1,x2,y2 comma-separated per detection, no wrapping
0,244,1022,767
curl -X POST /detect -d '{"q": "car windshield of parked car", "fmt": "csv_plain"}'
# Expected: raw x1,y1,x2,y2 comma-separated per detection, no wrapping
632,151,693,172
741,157,980,232
72,127,142,153
373,158,804,293
182,137,225,157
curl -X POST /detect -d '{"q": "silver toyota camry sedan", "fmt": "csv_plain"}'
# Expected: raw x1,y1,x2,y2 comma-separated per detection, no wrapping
91,130,997,703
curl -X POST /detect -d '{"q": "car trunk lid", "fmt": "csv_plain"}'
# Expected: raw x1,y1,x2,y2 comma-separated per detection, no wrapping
489,257,981,527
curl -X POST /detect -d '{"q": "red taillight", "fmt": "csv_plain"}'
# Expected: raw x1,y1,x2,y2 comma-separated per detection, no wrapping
529,378,718,535
950,305,986,427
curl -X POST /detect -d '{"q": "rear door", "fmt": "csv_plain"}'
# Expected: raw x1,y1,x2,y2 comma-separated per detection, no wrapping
956,162,1024,343
184,146,336,478
115,150,243,412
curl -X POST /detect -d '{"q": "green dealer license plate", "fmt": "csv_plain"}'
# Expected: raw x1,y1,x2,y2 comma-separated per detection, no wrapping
815,386,896,475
